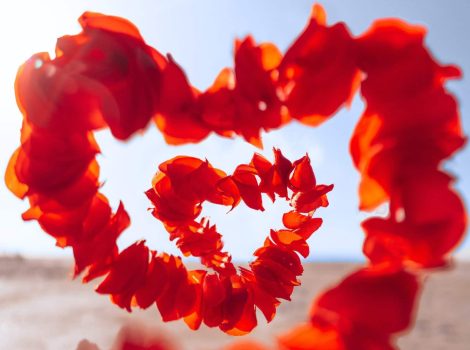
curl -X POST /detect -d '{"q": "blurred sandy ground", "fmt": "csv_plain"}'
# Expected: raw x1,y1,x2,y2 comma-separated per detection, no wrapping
0,257,468,350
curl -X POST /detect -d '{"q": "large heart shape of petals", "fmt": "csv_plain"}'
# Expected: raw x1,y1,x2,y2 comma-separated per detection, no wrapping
6,3,466,348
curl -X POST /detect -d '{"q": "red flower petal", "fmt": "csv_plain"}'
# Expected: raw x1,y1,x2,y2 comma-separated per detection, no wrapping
311,267,419,339
278,323,345,350
61,12,166,139
289,155,316,192
279,4,359,124
232,36,286,147
96,241,149,311
155,57,209,144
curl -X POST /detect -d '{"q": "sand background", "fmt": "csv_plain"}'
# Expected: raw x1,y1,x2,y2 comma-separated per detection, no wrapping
0,257,468,350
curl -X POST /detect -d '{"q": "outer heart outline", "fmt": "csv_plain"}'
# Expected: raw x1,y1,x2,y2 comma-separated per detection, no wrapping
5,3,466,347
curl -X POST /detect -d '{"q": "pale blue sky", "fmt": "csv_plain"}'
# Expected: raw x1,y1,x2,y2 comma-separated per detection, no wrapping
0,1,468,261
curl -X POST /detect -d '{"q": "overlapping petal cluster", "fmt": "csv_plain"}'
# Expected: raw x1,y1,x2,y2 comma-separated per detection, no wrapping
351,19,466,269
136,150,330,333
6,3,466,348
4,11,332,330
237,6,467,350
